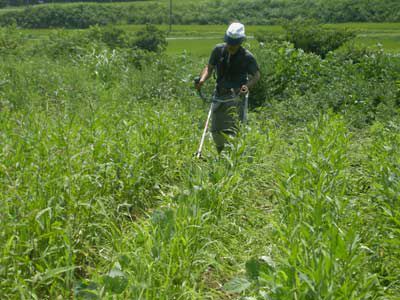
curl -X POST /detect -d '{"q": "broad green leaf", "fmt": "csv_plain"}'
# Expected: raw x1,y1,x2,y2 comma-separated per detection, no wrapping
223,277,251,293
245,258,260,280
103,263,128,294
74,281,99,300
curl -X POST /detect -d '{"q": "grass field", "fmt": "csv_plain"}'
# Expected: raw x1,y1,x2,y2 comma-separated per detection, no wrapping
17,23,400,56
150,23,400,55
1,10,400,299
1,38,399,298
327,22,400,52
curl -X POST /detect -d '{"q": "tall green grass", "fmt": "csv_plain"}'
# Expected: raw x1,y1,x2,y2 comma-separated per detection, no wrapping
1,28,399,298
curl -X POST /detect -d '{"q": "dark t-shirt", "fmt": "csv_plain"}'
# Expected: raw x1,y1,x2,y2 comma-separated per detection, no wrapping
208,43,259,90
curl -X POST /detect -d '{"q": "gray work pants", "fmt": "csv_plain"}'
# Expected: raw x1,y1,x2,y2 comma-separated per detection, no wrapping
211,96,245,153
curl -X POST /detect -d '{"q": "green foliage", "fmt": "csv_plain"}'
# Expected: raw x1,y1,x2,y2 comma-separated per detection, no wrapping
0,4,123,28
0,26,24,54
132,24,167,52
0,0,399,28
35,30,93,58
254,30,285,44
29,25,166,60
0,27,400,299
223,277,251,293
103,263,128,294
87,25,132,49
363,123,400,291
6,0,147,4
283,19,356,58
249,41,400,127
247,115,382,299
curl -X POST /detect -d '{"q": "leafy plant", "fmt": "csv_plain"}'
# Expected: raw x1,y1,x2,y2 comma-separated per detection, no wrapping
283,18,356,58
1,25,399,299
132,24,167,53
103,262,128,295
87,25,131,49
1,0,399,28
0,26,24,54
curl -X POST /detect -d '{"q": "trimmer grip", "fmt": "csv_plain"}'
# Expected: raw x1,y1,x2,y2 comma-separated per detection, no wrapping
193,76,208,102
194,76,201,85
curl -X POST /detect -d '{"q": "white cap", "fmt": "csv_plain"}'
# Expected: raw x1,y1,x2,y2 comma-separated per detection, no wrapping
224,22,246,45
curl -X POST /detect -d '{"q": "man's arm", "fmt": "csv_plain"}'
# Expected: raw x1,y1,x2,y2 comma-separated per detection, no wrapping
247,71,260,89
196,64,215,90
240,70,260,95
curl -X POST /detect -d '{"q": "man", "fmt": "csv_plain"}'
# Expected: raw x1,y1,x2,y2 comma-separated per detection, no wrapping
195,22,260,153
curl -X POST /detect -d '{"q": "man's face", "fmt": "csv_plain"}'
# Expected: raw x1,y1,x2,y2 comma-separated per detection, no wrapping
227,43,241,55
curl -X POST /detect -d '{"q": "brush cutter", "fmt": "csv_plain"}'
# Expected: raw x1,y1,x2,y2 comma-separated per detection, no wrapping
194,76,211,159
194,76,249,159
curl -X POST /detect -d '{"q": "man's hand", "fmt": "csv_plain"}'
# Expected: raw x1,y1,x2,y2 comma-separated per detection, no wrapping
195,64,214,91
239,84,249,95
195,79,205,91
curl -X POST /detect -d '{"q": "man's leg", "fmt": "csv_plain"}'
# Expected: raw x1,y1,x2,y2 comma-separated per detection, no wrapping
212,131,227,153
211,102,240,154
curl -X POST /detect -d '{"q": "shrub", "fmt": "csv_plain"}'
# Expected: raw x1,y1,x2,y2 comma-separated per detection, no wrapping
249,41,400,127
0,26,25,54
1,1,399,28
250,42,323,108
35,30,93,58
283,19,356,58
0,4,124,29
87,25,131,49
132,24,167,53
254,31,285,44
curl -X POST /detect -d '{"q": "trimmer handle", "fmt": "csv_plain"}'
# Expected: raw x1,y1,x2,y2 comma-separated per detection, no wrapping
193,76,207,101
193,76,201,86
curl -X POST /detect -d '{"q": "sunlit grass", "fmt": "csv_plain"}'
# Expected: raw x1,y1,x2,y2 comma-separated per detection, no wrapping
17,23,399,57
1,25,399,298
